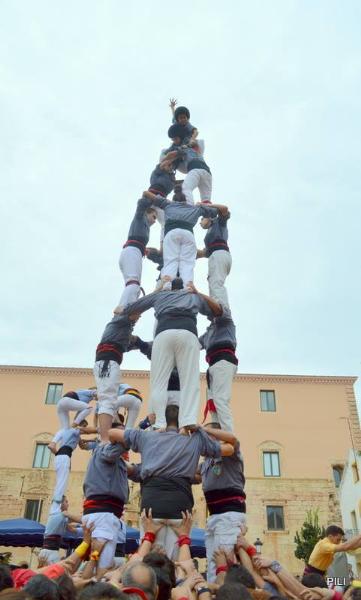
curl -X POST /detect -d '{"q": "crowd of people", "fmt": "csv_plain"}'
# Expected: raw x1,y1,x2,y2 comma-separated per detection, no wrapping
2,101,361,599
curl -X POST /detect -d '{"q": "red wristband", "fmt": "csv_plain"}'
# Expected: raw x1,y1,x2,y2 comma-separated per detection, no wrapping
178,535,191,547
216,565,228,575
142,531,156,544
246,545,257,557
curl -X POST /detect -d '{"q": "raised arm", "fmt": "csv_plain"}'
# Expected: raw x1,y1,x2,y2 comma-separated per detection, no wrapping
188,283,222,317
335,533,361,552
202,426,237,446
200,202,229,217
108,428,126,445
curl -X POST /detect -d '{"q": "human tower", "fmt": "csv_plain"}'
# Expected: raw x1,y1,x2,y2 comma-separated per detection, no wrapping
40,101,245,581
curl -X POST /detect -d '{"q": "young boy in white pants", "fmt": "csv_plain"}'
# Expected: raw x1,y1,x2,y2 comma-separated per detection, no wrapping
198,211,232,308
48,428,83,506
144,188,226,288
117,197,157,311
94,312,140,441
199,307,238,432
114,383,143,429
56,389,97,430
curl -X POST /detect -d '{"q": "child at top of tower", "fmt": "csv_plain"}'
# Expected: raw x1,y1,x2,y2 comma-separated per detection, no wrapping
169,98,198,145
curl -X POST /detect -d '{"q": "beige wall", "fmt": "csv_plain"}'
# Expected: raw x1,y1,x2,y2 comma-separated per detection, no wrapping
0,365,360,572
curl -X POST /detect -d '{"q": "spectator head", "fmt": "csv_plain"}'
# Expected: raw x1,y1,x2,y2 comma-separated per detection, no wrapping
301,573,328,588
0,564,14,592
54,574,76,600
79,420,88,427
165,405,179,429
225,564,256,589
143,552,176,600
78,582,127,600
121,562,158,600
325,525,345,544
23,574,59,600
216,583,253,600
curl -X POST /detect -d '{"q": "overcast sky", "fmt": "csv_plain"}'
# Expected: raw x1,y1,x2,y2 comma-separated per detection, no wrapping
1,0,360,414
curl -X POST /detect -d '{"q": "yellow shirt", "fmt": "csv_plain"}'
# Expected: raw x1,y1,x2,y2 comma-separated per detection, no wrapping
308,538,338,571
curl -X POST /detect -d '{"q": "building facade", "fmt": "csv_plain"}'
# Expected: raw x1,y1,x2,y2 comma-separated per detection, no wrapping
0,364,360,572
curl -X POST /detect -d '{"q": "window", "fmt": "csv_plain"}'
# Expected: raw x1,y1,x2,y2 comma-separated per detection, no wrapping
260,390,276,412
351,510,358,532
266,506,285,530
263,451,280,477
332,466,344,487
45,383,63,405
352,462,360,483
24,499,43,521
33,443,51,468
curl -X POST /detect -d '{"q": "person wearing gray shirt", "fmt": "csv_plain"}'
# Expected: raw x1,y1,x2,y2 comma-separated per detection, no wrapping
143,188,227,290
109,405,236,559
116,197,157,312
199,211,232,308
48,428,81,508
122,283,222,429
199,307,238,432
200,438,246,582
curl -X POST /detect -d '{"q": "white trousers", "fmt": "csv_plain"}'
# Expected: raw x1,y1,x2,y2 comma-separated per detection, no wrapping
113,393,142,429
207,360,237,431
57,397,92,429
162,229,196,284
38,549,60,566
154,207,165,242
53,455,71,503
139,518,182,561
82,513,121,569
182,168,212,205
205,512,247,582
167,390,180,406
150,330,201,428
208,250,232,308
118,246,143,308
94,360,121,417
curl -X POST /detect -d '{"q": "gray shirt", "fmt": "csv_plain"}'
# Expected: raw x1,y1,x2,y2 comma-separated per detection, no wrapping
127,198,153,244
53,428,80,450
201,442,245,493
204,213,229,253
98,314,134,351
151,197,217,228
199,307,237,351
83,442,129,502
123,289,213,321
124,428,221,480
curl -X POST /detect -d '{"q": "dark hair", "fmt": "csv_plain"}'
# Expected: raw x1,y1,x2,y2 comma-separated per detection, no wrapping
301,574,328,588
167,123,186,141
165,405,179,428
351,589,361,600
23,574,59,600
54,574,76,600
325,525,344,537
215,583,253,600
174,106,190,121
144,551,176,589
78,582,127,600
225,564,256,589
171,278,183,290
0,564,14,592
